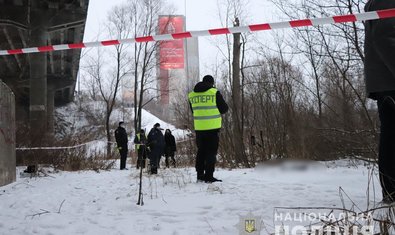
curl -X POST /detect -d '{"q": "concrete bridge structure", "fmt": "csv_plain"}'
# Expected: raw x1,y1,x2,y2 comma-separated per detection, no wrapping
0,0,89,143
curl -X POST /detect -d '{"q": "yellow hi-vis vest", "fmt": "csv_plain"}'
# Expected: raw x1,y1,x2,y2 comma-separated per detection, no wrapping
135,133,146,150
188,88,222,131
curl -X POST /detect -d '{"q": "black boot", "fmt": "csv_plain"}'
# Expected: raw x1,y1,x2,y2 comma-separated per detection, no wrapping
204,172,222,183
151,167,158,174
205,177,222,183
197,172,205,182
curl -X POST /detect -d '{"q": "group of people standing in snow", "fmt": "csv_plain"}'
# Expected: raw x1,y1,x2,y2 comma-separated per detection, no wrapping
114,74,229,183
114,122,177,174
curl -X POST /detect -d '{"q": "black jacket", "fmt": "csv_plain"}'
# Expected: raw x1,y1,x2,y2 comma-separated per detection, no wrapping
189,81,229,114
115,126,128,148
364,0,395,99
147,127,165,155
164,132,177,152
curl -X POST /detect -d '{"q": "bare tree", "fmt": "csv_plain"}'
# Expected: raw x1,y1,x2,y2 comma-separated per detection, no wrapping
83,4,132,157
266,0,377,160
239,49,305,160
212,0,253,167
231,17,249,166
127,0,173,132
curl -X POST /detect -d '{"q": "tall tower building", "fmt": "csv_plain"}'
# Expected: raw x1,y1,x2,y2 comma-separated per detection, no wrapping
157,15,199,121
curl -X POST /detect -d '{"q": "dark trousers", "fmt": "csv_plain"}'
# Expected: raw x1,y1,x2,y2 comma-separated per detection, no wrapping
165,148,176,167
149,150,161,174
377,95,395,200
137,148,146,169
195,130,219,179
119,147,128,169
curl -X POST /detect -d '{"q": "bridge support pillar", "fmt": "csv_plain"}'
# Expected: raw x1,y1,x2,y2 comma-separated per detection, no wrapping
29,26,48,145
46,87,54,141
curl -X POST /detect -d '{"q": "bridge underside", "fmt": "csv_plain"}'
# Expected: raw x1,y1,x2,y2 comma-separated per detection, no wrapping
0,0,89,144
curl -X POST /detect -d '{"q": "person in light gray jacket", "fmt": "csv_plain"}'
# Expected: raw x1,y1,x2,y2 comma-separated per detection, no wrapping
364,0,395,204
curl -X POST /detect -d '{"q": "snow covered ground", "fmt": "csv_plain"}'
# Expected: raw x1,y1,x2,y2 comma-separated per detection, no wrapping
0,160,384,235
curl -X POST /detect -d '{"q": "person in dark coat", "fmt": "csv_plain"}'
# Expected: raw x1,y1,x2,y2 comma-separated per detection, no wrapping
114,121,128,170
364,0,395,203
164,129,177,168
188,75,229,183
147,123,165,174
134,129,148,169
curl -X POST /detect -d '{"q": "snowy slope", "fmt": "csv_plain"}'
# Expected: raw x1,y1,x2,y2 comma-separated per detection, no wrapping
56,101,187,139
124,108,188,140
55,101,189,154
0,160,383,235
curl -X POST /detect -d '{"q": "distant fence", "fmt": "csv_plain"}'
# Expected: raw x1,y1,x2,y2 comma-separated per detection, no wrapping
0,81,15,187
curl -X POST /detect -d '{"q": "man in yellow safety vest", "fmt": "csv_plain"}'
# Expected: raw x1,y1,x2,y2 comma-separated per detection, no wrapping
188,75,229,183
134,129,148,169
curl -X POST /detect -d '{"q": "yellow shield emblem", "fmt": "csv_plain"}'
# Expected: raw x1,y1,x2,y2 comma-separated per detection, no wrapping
245,219,256,233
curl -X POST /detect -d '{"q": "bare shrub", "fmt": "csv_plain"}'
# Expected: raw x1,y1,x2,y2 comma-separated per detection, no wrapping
52,147,116,172
171,139,196,168
17,137,116,172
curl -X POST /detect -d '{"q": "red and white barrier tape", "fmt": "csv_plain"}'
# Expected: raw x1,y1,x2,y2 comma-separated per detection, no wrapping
15,138,192,151
1,9,395,56
16,140,118,151
16,143,88,150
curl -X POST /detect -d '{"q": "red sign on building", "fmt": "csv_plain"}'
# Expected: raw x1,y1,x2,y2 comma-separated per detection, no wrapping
158,16,185,70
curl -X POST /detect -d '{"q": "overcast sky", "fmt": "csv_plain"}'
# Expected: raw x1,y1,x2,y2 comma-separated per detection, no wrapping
83,0,278,76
